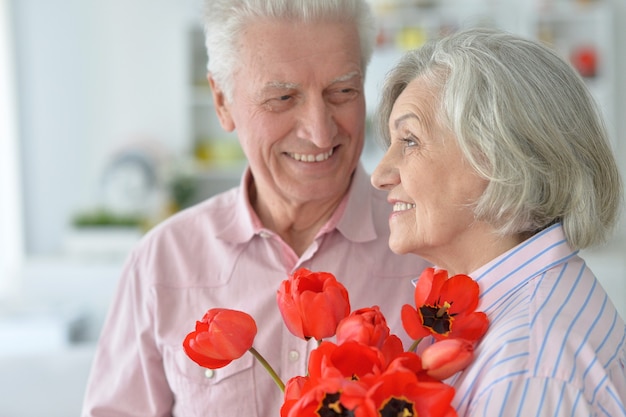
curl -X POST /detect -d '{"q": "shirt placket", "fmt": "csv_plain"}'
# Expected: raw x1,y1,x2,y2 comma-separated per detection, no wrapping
257,228,323,273
280,325,318,382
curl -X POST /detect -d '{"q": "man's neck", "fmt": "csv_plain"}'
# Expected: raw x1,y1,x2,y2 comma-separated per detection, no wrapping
249,181,347,257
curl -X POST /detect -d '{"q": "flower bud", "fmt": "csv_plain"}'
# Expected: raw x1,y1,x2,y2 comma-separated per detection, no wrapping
336,306,390,349
277,268,350,340
421,338,474,380
183,308,257,369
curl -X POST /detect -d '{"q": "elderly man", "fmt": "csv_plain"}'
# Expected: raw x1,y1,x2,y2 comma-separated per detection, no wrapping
81,1,428,416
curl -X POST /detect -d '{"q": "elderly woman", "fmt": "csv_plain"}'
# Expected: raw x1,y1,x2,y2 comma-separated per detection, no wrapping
372,28,625,416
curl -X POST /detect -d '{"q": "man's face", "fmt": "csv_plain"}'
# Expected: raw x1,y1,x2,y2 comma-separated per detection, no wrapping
211,19,366,208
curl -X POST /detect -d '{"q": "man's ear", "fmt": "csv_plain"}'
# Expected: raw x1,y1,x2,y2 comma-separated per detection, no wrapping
208,74,235,132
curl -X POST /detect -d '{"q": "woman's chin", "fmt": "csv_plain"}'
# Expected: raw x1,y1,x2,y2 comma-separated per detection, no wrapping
388,240,416,256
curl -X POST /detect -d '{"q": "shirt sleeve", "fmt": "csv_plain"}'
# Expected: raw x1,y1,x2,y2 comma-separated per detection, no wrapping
467,376,626,417
81,251,174,416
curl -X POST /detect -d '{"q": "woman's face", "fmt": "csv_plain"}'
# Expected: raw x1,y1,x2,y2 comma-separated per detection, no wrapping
371,76,489,267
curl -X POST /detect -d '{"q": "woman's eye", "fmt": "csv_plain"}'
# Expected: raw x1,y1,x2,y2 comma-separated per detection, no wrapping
397,135,421,155
401,136,419,148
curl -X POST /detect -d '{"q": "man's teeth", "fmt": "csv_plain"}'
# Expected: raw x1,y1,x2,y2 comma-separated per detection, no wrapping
393,202,416,212
289,148,334,162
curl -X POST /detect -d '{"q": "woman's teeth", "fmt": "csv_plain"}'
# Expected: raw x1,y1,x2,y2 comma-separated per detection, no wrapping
393,202,416,212
288,148,334,162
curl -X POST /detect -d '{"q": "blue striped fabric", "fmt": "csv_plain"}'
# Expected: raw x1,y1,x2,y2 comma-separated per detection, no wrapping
449,223,626,416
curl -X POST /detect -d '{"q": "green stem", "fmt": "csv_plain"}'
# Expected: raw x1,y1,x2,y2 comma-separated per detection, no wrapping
407,338,423,353
249,347,285,392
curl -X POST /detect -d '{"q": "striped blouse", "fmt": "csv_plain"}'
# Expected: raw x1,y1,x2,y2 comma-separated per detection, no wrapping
450,223,626,416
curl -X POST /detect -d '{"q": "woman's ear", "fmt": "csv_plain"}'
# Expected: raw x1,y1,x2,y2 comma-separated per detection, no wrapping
208,74,235,132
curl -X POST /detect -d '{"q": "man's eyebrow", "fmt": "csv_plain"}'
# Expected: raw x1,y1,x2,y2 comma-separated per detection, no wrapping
256,81,298,101
258,71,362,96
262,81,299,91
332,71,362,84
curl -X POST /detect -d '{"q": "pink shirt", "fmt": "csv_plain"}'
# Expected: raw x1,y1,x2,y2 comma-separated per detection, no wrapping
81,164,430,417
451,223,626,416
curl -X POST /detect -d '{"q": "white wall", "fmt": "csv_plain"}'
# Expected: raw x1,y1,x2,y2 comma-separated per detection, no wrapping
0,0,23,297
614,0,626,208
12,0,196,255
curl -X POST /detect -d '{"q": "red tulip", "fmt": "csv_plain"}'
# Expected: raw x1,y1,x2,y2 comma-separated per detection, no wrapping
277,268,351,341
385,351,424,376
365,368,457,417
379,334,405,366
421,339,474,380
183,308,257,369
280,376,310,417
280,369,368,417
402,268,489,343
307,341,386,383
336,306,391,349
281,377,363,417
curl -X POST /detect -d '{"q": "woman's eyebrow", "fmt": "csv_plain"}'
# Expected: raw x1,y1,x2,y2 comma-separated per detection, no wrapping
393,113,419,130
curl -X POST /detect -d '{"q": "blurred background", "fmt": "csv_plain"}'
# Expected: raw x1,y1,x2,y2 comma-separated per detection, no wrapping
1,0,625,415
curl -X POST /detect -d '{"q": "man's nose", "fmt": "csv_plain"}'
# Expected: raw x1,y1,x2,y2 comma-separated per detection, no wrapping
296,96,337,148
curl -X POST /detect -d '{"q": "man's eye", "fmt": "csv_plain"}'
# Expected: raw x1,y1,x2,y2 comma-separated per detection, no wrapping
328,88,359,104
263,95,296,112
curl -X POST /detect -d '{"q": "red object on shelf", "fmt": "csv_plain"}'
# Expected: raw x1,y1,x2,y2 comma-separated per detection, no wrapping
570,45,598,78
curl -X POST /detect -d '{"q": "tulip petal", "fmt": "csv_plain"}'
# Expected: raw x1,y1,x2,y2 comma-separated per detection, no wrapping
413,268,437,306
401,304,429,341
449,312,489,341
440,274,479,314
183,332,233,369
277,281,306,339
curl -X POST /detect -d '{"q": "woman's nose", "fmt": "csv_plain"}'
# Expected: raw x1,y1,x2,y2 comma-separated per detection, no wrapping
371,147,399,191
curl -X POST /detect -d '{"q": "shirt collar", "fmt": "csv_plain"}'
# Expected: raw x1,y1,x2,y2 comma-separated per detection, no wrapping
470,223,578,313
334,163,378,243
215,163,379,244
214,167,258,243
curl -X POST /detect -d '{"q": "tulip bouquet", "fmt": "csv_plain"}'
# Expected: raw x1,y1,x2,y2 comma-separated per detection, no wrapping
183,267,489,417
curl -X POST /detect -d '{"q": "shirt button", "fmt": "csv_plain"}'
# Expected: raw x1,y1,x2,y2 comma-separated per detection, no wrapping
204,369,215,379
288,350,300,362
259,231,271,238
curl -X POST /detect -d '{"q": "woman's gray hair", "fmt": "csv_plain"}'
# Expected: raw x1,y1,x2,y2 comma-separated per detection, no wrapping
377,28,622,249
202,0,376,101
